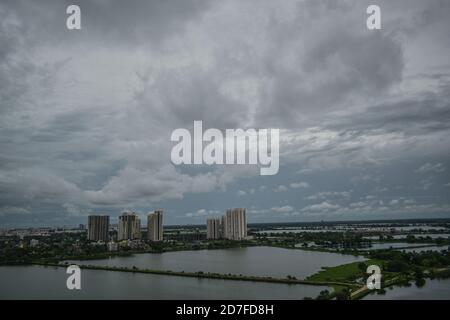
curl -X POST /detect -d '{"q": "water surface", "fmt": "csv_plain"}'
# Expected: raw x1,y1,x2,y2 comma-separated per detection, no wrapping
69,246,364,280
0,265,328,300
364,278,450,300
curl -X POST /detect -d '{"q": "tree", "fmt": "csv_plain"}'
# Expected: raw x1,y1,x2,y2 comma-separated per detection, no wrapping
414,267,424,280
335,288,351,300
415,278,426,288
316,290,330,300
358,262,367,272
406,235,416,243
385,259,409,272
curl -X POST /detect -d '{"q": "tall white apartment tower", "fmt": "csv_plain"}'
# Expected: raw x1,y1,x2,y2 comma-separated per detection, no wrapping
147,210,163,241
207,218,222,239
223,208,247,240
118,212,141,241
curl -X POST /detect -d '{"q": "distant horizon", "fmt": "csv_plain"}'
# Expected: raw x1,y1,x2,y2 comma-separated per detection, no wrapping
3,215,450,230
1,0,450,229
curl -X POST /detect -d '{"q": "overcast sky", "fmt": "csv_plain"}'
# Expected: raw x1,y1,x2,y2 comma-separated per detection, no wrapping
0,0,449,227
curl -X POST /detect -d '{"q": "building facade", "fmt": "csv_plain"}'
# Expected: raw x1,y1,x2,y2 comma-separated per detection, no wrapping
118,212,141,241
87,215,109,242
165,230,206,242
206,208,247,241
206,218,222,239
223,208,247,240
147,210,163,241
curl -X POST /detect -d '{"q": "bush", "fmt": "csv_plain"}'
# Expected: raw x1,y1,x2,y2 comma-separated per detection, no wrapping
335,288,351,300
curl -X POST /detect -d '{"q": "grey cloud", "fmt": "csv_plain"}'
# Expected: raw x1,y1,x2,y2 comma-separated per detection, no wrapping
0,168,83,206
1,0,450,226
271,206,295,213
184,209,221,219
415,162,445,174
290,182,309,189
254,1,404,128
0,0,212,46
274,185,288,193
0,206,31,218
331,82,450,135
132,67,252,130
306,191,351,201
84,164,258,206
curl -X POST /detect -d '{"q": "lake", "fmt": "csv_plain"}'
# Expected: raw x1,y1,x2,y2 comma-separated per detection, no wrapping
0,265,328,300
68,246,365,280
364,278,450,300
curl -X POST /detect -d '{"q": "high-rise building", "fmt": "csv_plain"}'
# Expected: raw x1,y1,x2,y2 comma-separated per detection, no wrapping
206,218,222,239
223,208,247,240
87,215,109,242
147,210,163,241
118,212,141,241
206,208,247,241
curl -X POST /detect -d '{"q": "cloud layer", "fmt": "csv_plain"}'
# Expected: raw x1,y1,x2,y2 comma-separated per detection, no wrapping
0,0,449,226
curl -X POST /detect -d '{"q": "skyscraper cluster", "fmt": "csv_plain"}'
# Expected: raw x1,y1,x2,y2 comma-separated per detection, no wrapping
207,208,247,240
87,208,247,243
87,211,164,242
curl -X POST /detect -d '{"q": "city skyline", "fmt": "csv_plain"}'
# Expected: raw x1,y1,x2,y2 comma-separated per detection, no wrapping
84,208,247,243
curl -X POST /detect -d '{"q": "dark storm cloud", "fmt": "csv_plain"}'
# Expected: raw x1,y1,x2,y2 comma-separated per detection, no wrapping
256,29,404,127
263,0,407,128
132,65,254,130
329,77,450,135
0,0,212,45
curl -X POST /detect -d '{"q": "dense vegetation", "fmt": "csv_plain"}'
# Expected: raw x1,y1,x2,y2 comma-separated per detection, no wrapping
0,233,254,265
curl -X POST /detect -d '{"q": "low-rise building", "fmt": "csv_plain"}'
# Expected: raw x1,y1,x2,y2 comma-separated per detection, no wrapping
107,242,118,252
